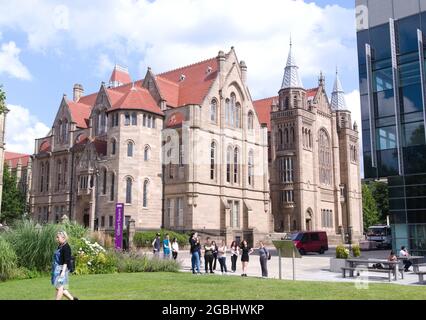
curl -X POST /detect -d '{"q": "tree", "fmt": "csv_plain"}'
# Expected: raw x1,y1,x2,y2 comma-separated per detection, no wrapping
0,85,6,114
369,181,389,223
1,165,26,224
362,183,380,231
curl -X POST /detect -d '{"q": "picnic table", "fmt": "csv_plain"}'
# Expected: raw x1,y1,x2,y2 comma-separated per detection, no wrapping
397,256,425,272
343,259,402,281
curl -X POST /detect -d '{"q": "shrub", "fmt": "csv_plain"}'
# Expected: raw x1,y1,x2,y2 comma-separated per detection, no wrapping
114,251,180,273
352,245,361,258
336,245,349,259
9,267,46,280
133,230,189,248
62,221,88,239
0,236,17,281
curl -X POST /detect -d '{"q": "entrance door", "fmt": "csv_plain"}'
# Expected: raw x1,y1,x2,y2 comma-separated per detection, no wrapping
83,213,90,228
306,219,312,231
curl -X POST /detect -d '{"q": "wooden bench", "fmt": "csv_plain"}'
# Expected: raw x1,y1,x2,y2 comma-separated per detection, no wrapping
414,271,426,284
342,267,403,282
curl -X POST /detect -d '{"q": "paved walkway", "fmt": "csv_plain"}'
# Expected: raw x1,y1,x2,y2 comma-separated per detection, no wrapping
169,248,425,286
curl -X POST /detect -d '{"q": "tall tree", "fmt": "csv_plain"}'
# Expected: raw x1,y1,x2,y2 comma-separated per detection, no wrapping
1,165,26,224
0,85,5,114
362,183,380,231
369,181,389,223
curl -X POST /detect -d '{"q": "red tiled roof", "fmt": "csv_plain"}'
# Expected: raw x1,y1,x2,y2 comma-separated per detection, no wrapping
78,92,97,106
67,100,92,129
156,76,179,108
307,87,319,98
4,152,30,168
110,66,132,85
105,89,125,106
109,86,163,116
159,57,218,106
39,140,51,153
253,96,277,131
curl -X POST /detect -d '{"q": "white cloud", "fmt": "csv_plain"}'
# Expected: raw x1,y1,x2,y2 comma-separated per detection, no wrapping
96,54,114,78
0,41,32,80
5,104,50,154
0,0,357,94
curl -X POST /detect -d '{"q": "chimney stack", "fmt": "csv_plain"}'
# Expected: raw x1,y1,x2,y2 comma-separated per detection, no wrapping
73,84,84,102
240,60,247,85
217,50,226,73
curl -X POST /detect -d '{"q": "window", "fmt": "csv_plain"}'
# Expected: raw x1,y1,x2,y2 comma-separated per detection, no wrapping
56,160,62,191
225,99,231,125
226,147,232,183
210,142,216,180
147,116,152,128
279,157,294,183
233,147,239,184
319,129,332,185
167,199,173,227
248,111,254,130
46,162,50,192
109,215,113,228
131,112,137,126
100,112,106,133
143,114,146,127
175,197,183,227
115,113,119,127
111,139,116,155
248,150,254,186
284,128,289,144
229,200,240,228
40,163,44,193
102,168,107,195
63,160,68,188
126,178,132,204
321,210,333,228
210,99,217,123
284,190,294,203
124,113,130,126
285,97,289,110
144,145,150,161
127,142,134,157
235,103,241,128
110,173,115,201
101,216,105,228
62,120,68,142
143,180,149,207
278,129,283,148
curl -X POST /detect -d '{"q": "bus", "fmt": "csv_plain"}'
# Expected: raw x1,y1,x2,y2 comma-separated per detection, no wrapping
366,225,392,249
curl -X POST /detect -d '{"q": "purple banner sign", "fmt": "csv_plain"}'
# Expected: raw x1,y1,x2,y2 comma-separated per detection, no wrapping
115,203,124,250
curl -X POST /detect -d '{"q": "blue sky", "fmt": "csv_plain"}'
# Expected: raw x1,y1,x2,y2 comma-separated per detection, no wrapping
0,0,360,154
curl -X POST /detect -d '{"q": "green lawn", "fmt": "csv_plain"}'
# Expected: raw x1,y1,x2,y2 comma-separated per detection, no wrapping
0,272,425,300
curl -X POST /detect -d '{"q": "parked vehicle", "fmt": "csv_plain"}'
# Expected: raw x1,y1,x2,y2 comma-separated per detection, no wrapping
366,225,392,249
291,231,328,255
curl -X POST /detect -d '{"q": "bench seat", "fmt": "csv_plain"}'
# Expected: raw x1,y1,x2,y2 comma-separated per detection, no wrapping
414,271,426,283
341,266,403,282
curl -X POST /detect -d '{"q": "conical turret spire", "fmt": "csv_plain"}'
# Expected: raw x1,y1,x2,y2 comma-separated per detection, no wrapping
331,67,347,111
281,39,303,89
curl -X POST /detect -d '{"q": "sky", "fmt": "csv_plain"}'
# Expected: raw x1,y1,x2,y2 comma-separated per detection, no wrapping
0,0,360,156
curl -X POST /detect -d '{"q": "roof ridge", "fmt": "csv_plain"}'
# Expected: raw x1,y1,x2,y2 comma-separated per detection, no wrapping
158,56,217,76
253,96,278,102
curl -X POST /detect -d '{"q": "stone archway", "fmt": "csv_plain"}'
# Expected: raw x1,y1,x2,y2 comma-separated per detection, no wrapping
305,208,313,231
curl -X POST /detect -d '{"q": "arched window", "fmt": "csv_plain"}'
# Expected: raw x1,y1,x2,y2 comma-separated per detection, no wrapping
144,145,150,161
319,129,332,185
57,120,62,143
235,103,241,128
308,130,312,148
62,120,68,143
248,111,254,130
279,129,283,147
56,160,62,191
233,147,239,184
110,173,115,201
45,162,50,192
290,127,294,144
210,99,217,123
226,147,232,183
127,141,134,157
210,142,216,180
124,113,130,126
126,178,132,204
248,150,254,186
147,115,152,128
63,159,68,188
293,96,298,108
40,162,45,192
285,97,289,110
131,112,137,126
230,93,236,127
143,180,149,207
102,168,107,195
101,112,107,133
111,139,116,155
284,128,289,144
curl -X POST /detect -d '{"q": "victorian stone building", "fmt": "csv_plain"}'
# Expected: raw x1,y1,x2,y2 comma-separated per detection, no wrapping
4,152,32,206
253,43,363,242
30,44,362,244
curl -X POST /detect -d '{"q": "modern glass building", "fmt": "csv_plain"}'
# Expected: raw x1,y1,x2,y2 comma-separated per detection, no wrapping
356,0,426,255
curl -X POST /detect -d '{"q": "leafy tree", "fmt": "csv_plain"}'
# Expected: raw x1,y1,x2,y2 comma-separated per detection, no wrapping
1,165,26,224
369,181,389,223
0,85,6,114
362,183,380,231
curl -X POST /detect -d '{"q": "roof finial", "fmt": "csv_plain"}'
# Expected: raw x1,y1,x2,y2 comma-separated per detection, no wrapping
289,33,292,47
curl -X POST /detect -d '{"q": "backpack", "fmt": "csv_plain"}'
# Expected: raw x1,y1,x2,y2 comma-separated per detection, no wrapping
69,255,76,273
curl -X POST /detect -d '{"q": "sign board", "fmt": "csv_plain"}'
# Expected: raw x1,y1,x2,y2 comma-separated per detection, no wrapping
115,203,124,250
272,240,302,258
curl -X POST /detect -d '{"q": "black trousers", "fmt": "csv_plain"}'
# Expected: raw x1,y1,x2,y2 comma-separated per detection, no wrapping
205,255,213,272
231,254,238,272
218,257,227,273
172,252,178,260
260,257,268,277
213,255,218,270
403,259,412,271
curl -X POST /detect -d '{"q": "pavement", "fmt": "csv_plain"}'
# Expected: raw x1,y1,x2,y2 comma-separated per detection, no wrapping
168,247,425,286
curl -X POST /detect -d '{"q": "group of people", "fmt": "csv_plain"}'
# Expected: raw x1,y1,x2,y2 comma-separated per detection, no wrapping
387,246,413,272
152,233,180,260
189,233,270,278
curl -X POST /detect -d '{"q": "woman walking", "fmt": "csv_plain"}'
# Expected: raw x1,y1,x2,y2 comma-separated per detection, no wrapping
171,237,179,260
218,240,228,275
51,231,78,300
230,241,239,273
258,241,269,278
240,240,254,277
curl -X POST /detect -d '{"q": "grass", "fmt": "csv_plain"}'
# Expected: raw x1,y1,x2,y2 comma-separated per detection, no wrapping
0,272,425,300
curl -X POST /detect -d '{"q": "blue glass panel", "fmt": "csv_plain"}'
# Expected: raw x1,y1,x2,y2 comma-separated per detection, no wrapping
377,149,399,176
390,198,406,210
403,145,426,174
402,122,425,147
373,68,393,92
359,72,368,95
373,58,392,70
399,62,421,87
370,23,391,61
397,14,420,54
362,129,371,152
361,94,369,120
376,116,396,127
376,126,397,150
398,52,419,65
401,111,424,123
399,84,423,114
357,30,369,66
374,89,395,118
363,152,376,179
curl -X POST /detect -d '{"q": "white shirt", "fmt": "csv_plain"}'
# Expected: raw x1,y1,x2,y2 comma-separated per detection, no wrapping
172,242,179,252
218,246,227,258
399,249,409,257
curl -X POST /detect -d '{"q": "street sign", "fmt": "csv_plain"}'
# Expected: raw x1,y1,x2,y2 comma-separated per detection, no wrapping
272,240,301,280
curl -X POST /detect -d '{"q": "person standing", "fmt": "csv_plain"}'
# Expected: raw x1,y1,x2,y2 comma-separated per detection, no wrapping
163,233,171,259
190,233,201,274
217,240,228,275
171,238,179,260
258,241,269,278
51,231,78,300
230,241,239,273
240,240,254,277
212,241,218,271
399,246,412,272
152,233,161,258
204,237,214,274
